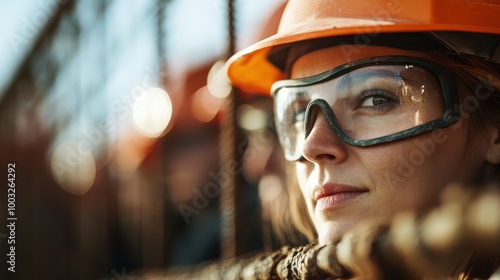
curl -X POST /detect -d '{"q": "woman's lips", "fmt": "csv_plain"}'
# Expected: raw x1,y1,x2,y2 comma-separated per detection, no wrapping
313,184,368,210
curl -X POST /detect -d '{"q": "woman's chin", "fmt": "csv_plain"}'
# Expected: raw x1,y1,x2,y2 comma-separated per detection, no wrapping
316,220,356,244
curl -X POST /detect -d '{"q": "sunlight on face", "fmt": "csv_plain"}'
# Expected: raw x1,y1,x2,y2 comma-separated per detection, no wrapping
290,46,489,244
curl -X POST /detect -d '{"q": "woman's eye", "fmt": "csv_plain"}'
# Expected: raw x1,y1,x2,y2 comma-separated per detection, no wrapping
361,95,393,106
357,91,397,110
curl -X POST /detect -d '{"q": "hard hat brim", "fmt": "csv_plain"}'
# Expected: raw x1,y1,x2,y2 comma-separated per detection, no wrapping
227,17,500,95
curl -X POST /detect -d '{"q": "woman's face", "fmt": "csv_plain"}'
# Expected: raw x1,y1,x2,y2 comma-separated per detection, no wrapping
290,46,490,244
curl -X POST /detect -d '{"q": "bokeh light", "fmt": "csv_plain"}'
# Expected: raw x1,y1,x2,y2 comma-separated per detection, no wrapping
191,85,224,122
207,60,232,98
50,140,96,195
237,104,269,131
132,87,173,137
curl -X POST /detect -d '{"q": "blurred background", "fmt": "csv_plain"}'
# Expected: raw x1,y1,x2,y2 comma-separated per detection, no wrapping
0,0,305,279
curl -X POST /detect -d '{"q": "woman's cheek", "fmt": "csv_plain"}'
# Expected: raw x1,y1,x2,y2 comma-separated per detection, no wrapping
361,142,444,208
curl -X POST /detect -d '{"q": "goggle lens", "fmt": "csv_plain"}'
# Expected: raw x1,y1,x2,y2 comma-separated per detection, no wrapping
272,57,460,161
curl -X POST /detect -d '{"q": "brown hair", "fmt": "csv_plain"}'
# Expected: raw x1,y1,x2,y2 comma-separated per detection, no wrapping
430,53,500,185
285,161,316,242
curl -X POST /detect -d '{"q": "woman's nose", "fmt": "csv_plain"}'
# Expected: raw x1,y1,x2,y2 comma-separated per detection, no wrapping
301,108,348,163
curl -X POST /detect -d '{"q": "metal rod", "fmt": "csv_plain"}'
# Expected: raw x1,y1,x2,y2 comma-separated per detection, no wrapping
218,0,245,259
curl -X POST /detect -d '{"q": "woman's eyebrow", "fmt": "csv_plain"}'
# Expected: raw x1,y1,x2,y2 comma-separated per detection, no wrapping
336,69,400,92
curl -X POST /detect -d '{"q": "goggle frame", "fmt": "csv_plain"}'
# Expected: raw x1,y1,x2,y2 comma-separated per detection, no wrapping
271,56,461,161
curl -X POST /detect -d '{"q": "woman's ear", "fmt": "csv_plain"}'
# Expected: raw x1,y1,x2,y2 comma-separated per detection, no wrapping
486,128,500,164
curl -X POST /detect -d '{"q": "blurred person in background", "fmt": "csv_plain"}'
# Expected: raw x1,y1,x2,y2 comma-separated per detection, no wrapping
159,61,224,266
236,1,309,251
238,94,309,250
158,60,264,267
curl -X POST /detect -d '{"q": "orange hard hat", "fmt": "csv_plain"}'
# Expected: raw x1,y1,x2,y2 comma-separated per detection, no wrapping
226,0,500,95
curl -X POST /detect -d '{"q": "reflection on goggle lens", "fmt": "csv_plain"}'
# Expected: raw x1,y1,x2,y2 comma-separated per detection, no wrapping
272,56,461,161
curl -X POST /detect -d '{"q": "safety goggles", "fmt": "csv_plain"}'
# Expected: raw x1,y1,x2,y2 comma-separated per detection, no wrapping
272,56,461,161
